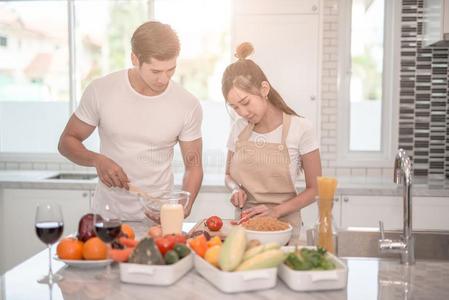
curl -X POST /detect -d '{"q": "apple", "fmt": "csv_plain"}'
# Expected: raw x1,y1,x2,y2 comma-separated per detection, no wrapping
77,213,102,242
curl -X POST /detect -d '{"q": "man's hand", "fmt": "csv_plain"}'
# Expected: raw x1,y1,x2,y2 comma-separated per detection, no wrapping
93,154,129,189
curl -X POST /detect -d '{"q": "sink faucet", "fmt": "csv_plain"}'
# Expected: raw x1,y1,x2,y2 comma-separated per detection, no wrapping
378,148,415,265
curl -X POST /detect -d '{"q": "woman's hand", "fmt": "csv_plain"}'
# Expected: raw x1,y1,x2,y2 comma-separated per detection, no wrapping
230,188,247,208
93,154,129,189
242,205,280,219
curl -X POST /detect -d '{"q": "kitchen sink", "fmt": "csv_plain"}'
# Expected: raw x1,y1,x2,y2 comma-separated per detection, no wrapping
307,228,449,261
45,173,98,180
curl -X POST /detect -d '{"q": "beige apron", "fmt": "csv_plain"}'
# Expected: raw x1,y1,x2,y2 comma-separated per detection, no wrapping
230,113,301,240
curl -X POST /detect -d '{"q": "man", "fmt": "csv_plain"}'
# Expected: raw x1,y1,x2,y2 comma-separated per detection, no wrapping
58,21,203,220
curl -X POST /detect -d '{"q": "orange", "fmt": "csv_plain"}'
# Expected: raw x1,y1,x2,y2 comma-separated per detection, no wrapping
121,224,135,240
57,238,84,260
83,237,107,260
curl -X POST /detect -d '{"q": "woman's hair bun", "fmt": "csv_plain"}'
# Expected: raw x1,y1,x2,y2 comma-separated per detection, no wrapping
234,42,254,60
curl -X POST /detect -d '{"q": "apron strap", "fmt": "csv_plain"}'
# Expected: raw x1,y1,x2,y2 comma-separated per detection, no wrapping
238,113,292,143
281,113,292,145
237,122,255,141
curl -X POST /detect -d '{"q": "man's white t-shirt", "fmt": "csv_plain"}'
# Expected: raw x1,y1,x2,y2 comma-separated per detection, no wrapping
75,69,202,220
227,115,319,184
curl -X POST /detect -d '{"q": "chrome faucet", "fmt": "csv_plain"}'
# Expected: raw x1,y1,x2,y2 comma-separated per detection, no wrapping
378,148,415,265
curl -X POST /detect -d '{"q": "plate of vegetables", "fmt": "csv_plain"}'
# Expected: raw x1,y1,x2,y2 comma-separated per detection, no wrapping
278,246,347,291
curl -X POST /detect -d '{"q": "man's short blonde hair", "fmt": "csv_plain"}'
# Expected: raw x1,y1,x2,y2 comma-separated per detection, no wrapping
131,21,180,65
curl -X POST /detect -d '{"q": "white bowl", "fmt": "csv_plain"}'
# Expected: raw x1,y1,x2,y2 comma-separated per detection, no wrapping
244,224,292,246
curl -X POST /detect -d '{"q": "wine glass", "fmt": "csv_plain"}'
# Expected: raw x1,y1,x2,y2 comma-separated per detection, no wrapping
93,200,121,280
35,203,64,284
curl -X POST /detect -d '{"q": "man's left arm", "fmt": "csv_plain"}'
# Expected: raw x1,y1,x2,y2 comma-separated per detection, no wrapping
179,138,203,217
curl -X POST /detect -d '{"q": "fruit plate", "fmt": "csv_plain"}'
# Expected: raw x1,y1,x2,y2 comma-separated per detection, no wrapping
119,252,193,286
193,254,278,293
54,256,113,269
278,246,348,291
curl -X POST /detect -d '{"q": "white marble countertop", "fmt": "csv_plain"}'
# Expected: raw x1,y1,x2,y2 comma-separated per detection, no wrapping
0,170,448,197
2,222,449,300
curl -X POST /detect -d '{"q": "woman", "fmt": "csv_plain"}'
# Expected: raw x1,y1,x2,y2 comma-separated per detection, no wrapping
223,42,322,239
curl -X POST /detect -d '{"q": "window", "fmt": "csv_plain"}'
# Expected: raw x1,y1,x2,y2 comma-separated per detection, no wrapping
0,1,69,153
338,0,399,164
0,0,231,175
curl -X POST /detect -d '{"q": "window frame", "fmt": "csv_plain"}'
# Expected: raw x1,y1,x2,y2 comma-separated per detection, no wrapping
335,0,400,168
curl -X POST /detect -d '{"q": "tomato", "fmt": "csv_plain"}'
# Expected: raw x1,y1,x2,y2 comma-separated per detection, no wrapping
155,237,175,255
164,234,177,247
205,216,223,232
172,234,187,245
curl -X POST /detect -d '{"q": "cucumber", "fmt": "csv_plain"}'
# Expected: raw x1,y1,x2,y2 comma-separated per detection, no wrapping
243,242,280,261
235,249,286,271
218,227,247,271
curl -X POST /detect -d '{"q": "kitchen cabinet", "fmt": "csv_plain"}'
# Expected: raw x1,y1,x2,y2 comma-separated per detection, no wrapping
232,0,321,132
413,196,449,230
0,189,91,274
340,195,449,231
340,195,403,230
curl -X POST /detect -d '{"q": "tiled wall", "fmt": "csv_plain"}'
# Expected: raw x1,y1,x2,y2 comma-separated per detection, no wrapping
398,0,449,179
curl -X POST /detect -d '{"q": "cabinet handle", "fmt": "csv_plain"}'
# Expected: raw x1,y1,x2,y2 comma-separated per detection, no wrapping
82,192,88,198
343,197,349,202
310,96,316,101
334,197,339,202
312,5,318,12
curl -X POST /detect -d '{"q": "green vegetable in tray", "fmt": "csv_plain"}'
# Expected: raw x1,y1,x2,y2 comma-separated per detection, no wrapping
285,247,336,271
174,244,191,258
164,250,180,265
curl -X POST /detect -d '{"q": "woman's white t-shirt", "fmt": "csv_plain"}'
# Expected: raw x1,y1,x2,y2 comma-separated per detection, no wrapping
227,115,319,184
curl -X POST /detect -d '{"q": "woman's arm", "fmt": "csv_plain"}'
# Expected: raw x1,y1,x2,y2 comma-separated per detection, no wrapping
224,150,247,208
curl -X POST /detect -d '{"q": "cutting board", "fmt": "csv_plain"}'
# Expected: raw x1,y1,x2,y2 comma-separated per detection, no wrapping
188,219,235,240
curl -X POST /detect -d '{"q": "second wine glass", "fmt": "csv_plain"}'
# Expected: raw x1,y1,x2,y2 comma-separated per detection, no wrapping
93,201,121,280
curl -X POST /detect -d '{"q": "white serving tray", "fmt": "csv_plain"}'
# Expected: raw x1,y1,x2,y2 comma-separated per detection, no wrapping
119,252,193,286
193,254,278,293
278,246,348,291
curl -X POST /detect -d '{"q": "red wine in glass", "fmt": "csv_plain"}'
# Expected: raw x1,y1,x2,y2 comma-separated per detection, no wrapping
93,201,121,280
35,203,64,284
35,222,64,244
95,220,122,243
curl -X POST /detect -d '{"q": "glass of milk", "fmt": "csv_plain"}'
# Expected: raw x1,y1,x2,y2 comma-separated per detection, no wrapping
159,191,190,235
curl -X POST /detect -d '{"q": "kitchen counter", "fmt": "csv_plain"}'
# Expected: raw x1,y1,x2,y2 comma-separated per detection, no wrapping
2,222,449,300
0,170,448,197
